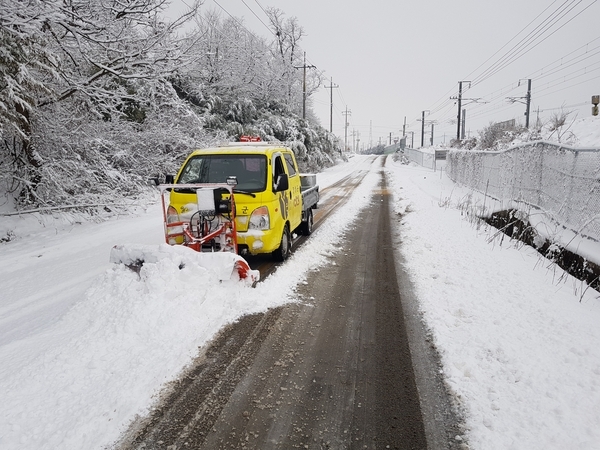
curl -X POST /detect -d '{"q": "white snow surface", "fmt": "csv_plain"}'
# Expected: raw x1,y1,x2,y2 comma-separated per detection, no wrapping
1,154,599,449
387,161,600,449
535,115,600,148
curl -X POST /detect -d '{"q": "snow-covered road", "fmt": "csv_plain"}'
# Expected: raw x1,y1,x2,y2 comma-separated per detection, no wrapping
1,154,599,449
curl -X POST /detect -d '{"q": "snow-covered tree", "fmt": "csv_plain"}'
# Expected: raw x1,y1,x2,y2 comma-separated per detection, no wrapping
0,0,199,205
0,1,342,212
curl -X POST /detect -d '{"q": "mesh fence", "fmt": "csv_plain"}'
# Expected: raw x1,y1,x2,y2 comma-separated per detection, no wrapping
405,148,436,170
447,142,600,240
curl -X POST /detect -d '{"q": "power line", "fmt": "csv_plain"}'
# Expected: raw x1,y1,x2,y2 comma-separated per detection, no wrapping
470,0,579,85
211,0,264,43
432,29,600,129
531,47,600,82
482,0,597,84
526,37,600,79
471,0,591,86
241,0,320,69
536,60,600,92
535,70,600,98
465,40,600,117
252,0,270,18
463,0,560,82
471,0,577,84
203,0,328,120
239,0,275,36
536,101,587,112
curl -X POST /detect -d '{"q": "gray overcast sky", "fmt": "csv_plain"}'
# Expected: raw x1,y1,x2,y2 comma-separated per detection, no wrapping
166,0,599,147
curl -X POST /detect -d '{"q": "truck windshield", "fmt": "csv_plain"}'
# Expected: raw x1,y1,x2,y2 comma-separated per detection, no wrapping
177,155,267,193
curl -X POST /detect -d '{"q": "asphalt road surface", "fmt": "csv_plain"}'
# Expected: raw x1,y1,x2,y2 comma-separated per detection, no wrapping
118,164,462,449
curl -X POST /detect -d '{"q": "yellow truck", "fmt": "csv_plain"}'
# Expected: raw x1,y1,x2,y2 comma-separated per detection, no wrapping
165,140,319,261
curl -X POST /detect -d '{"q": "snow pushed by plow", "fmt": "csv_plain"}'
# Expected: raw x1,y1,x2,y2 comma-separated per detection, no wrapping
1,244,259,449
109,243,259,285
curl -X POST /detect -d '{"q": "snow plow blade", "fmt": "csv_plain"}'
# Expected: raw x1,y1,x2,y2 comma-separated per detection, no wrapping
110,244,259,286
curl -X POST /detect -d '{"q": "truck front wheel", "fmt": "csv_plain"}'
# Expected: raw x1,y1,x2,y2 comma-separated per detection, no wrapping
272,224,291,262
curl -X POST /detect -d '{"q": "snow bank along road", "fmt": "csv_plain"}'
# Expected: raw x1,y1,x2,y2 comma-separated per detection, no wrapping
116,158,461,449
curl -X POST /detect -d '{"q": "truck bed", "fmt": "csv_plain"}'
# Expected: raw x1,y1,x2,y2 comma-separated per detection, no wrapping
301,184,319,210
300,173,318,210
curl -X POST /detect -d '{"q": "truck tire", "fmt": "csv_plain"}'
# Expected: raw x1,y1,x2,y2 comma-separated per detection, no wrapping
272,224,291,262
300,208,313,236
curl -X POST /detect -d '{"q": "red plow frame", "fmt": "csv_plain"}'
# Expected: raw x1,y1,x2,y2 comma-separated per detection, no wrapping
159,183,256,282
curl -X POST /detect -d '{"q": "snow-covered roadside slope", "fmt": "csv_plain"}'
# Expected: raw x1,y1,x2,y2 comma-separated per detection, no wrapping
386,158,600,450
0,156,379,450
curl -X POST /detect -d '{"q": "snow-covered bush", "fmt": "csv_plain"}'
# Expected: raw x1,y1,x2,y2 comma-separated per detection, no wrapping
546,110,577,144
477,122,528,151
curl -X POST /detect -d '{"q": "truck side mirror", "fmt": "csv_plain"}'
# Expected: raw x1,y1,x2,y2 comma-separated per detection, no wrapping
274,173,289,192
165,174,175,184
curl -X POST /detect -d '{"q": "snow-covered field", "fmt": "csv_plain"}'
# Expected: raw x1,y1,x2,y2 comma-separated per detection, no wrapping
1,152,599,449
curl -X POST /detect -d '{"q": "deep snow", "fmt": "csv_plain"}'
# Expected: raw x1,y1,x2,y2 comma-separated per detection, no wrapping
1,150,599,449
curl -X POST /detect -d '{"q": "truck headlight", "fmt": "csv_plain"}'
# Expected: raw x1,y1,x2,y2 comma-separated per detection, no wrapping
249,206,270,230
167,205,179,224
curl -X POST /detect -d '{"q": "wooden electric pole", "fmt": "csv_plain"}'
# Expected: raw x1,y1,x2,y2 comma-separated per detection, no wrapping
294,52,316,119
342,107,352,151
324,78,339,133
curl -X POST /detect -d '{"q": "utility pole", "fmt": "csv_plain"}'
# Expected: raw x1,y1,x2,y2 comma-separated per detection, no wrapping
419,110,430,147
461,109,466,140
525,78,532,128
430,122,435,146
507,79,532,128
451,81,470,141
324,77,339,132
389,132,392,146
294,52,316,119
403,116,407,137
342,106,351,152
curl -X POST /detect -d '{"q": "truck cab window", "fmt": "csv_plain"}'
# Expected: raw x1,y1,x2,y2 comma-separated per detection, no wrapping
284,154,297,176
273,156,286,189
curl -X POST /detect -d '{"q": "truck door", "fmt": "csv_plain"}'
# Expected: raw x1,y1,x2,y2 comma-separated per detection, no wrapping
272,153,290,226
272,152,302,232
283,152,302,231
